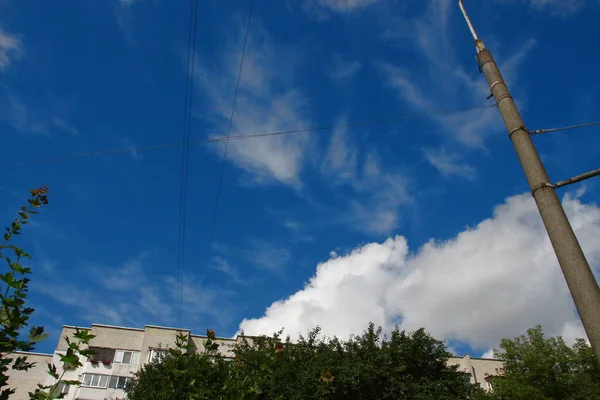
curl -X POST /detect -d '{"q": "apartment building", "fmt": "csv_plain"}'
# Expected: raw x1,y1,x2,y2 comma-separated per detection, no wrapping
7,323,503,399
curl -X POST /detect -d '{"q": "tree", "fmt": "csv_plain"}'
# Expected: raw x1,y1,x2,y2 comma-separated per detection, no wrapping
125,331,230,400
485,325,600,400
0,188,92,399
127,324,483,400
0,188,50,400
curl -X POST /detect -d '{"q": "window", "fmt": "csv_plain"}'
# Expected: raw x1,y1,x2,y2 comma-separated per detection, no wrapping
108,376,131,390
51,382,70,396
88,347,116,362
81,374,109,388
147,349,168,363
114,350,140,365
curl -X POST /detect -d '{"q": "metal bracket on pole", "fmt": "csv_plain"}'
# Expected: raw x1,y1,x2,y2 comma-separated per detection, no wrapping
554,168,600,189
531,182,555,196
508,125,526,139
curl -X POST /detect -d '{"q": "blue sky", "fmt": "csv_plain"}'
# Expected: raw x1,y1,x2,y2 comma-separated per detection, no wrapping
1,0,600,357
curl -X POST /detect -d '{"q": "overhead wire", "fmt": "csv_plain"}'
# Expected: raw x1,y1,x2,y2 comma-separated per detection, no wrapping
529,120,600,135
1,104,496,169
195,0,257,317
176,0,199,328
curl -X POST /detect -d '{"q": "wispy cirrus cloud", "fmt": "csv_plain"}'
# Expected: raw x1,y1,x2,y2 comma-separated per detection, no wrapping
423,146,477,180
303,0,380,14
379,1,534,148
211,256,244,285
197,21,312,187
322,124,412,235
114,0,143,43
32,251,236,329
212,239,292,278
0,28,21,71
0,85,79,137
499,0,586,16
328,54,362,80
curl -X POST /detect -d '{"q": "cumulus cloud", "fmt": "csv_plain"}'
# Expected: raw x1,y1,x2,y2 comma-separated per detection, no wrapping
239,192,600,351
0,29,21,71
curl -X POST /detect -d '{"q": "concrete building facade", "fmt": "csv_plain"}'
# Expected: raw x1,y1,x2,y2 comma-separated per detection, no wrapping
7,323,504,399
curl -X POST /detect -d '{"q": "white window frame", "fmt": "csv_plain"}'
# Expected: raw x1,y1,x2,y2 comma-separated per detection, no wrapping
51,382,70,396
114,349,140,365
81,373,109,389
108,375,131,390
147,348,168,363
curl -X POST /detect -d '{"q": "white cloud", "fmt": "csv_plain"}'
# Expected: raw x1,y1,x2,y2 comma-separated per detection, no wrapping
521,0,585,16
0,85,48,136
114,0,141,43
348,154,411,235
322,127,412,235
52,117,79,136
481,349,495,359
423,146,477,180
0,28,21,71
303,0,379,14
119,137,143,161
328,55,362,80
322,124,358,182
0,85,79,137
239,192,600,351
380,3,534,147
209,240,292,283
33,252,235,329
212,256,244,285
198,23,312,186
249,240,291,273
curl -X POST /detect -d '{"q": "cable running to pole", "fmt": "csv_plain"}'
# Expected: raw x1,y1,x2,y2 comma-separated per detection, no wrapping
1,104,495,169
529,120,600,135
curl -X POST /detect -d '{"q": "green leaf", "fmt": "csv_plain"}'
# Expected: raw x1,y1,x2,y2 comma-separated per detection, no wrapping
74,329,96,343
61,380,81,386
12,356,35,371
46,362,59,379
29,326,48,343
59,348,80,367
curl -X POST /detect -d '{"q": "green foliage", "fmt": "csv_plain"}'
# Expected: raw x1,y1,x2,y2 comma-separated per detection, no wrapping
483,325,600,400
126,330,229,400
29,328,96,399
0,188,49,400
127,324,483,400
0,188,91,399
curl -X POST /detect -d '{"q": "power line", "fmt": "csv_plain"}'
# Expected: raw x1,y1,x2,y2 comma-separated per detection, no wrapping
0,104,495,169
196,0,257,313
176,0,199,328
529,120,600,135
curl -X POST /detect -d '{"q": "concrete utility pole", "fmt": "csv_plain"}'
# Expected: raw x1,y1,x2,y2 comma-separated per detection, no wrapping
458,0,600,366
